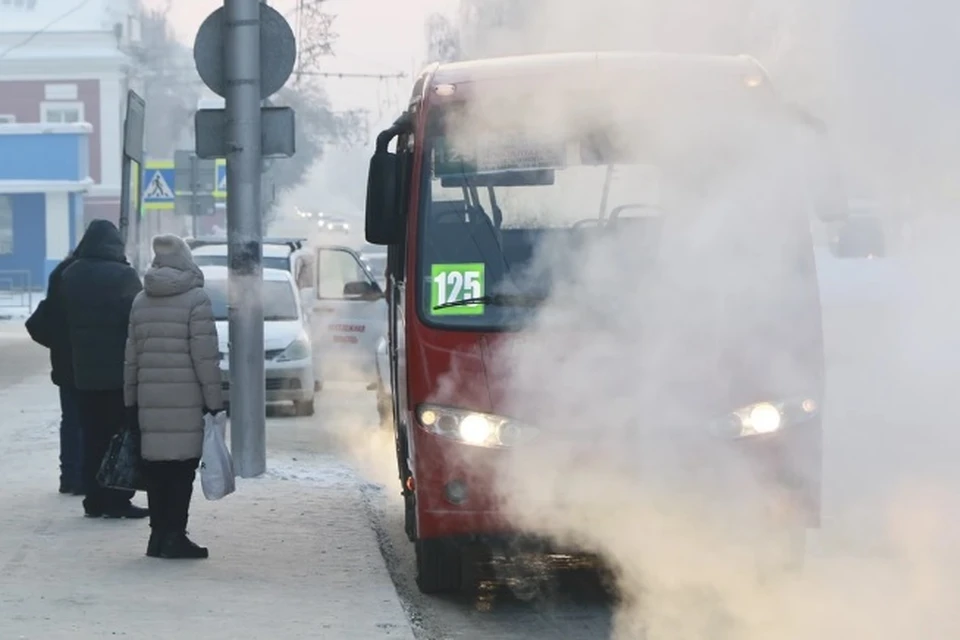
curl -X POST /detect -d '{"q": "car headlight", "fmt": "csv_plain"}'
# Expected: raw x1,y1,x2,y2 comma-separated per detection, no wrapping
416,404,538,448
710,397,819,438
276,337,311,362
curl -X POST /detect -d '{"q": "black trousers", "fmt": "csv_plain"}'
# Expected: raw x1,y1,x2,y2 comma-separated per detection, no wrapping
58,385,84,489
76,389,135,513
143,459,200,533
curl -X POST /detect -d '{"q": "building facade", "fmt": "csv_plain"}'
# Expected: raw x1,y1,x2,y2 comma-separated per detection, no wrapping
0,123,92,288
0,0,142,229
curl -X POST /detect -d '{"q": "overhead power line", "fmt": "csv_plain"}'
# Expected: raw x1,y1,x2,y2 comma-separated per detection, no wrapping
0,0,95,61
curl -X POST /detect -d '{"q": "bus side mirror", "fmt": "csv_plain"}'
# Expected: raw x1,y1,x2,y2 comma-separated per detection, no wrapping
365,150,403,245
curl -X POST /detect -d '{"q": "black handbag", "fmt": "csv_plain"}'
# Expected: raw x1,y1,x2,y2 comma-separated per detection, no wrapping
96,425,147,492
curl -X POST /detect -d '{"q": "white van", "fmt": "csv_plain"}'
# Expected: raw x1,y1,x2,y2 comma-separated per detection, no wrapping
201,266,319,416
309,245,387,385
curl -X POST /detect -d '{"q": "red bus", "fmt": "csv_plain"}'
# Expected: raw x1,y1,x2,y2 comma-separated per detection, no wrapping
363,52,835,594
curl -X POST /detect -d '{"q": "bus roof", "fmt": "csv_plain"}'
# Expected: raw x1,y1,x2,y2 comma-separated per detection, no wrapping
427,52,766,88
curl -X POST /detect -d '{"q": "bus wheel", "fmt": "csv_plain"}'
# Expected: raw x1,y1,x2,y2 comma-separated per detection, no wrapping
415,538,463,594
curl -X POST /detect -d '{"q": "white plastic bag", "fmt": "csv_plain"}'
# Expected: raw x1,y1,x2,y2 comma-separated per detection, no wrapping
200,412,236,500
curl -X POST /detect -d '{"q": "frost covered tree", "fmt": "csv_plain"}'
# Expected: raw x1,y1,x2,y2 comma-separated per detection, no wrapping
136,7,201,158
425,12,460,63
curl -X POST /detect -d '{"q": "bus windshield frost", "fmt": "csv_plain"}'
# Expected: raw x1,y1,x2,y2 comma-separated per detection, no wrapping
415,76,827,332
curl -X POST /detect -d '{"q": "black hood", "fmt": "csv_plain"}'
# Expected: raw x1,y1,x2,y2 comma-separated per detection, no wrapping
75,219,126,262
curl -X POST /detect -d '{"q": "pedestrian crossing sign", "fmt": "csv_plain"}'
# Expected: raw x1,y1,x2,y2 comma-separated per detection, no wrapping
141,160,175,211
145,170,173,199
214,159,227,198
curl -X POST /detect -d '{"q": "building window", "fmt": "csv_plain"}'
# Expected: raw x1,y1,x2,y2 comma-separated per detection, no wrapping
0,196,12,255
40,101,84,124
0,115,15,123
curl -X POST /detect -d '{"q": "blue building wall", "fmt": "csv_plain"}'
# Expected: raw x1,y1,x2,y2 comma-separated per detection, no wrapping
0,133,87,182
43,192,86,285
0,194,45,290
0,124,90,290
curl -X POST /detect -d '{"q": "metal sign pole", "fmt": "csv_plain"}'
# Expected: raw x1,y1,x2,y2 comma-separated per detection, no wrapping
194,0,296,478
225,0,266,477
119,158,131,245
132,161,143,270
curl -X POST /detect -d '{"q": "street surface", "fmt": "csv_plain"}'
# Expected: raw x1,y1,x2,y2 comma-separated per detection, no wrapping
0,340,413,639
0,323,47,389
3,249,960,638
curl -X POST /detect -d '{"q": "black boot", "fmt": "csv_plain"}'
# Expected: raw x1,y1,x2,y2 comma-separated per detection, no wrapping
160,532,209,559
101,504,150,519
59,479,73,494
146,530,163,557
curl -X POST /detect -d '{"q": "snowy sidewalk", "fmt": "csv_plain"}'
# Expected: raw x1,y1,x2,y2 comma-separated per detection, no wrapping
0,374,414,640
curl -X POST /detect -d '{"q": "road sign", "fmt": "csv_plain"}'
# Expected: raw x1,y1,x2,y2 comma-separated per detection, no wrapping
119,89,146,260
174,150,217,195
173,150,218,219
196,106,296,160
142,161,175,211
193,4,297,100
122,91,145,164
214,159,226,198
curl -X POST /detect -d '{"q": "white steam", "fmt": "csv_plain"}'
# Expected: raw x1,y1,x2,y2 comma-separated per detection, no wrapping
325,1,960,637
422,1,960,638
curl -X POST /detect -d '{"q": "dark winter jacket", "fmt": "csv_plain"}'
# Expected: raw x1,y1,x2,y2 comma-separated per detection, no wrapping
25,255,76,386
61,220,143,391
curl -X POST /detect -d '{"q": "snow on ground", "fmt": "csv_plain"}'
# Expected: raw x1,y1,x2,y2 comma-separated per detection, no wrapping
0,373,415,640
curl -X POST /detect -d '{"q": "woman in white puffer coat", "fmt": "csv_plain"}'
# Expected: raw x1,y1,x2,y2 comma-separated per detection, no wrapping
123,234,223,559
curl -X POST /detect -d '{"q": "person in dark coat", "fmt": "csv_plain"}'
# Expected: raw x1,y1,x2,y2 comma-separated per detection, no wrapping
25,240,87,495
61,219,148,519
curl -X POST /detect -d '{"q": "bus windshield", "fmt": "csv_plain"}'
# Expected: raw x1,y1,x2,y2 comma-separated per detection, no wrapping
417,83,829,330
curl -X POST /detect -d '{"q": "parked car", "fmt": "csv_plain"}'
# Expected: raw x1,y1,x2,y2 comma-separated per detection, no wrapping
189,237,315,301
202,265,319,416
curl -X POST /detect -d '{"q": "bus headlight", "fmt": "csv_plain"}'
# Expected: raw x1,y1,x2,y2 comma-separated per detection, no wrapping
710,398,819,438
745,402,781,434
417,404,538,448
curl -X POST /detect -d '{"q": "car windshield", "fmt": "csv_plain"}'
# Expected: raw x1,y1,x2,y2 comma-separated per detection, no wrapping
194,254,290,272
205,279,300,321
418,79,832,329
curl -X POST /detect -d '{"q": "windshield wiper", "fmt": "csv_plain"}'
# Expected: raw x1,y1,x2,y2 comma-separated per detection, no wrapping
433,293,546,311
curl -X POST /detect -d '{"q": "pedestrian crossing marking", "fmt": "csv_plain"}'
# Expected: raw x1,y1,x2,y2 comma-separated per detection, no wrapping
144,170,174,200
